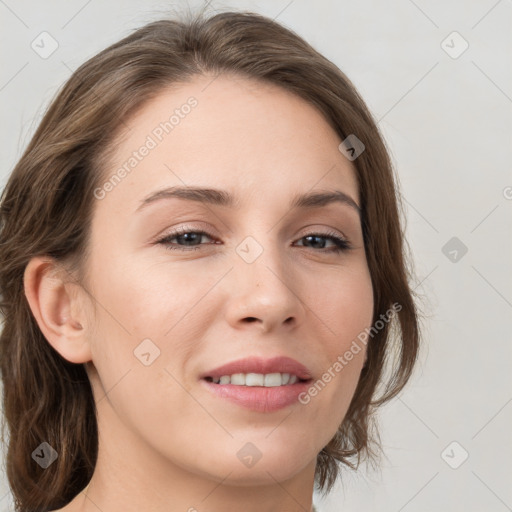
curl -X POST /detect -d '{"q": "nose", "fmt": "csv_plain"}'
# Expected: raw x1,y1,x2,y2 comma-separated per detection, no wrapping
223,241,306,333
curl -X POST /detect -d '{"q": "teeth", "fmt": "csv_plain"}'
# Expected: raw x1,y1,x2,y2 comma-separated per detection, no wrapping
231,373,246,385
208,372,302,387
246,373,264,386
264,373,281,387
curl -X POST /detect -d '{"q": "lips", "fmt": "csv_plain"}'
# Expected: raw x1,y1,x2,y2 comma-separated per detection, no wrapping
199,356,313,413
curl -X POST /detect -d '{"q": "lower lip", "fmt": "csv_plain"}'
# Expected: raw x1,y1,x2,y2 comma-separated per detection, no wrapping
200,379,311,412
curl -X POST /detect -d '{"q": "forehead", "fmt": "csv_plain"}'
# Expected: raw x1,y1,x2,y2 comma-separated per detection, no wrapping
96,73,359,215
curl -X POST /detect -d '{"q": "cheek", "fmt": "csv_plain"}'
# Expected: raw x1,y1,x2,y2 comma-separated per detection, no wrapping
311,263,374,350
301,264,373,418
84,253,225,403
89,255,210,336
83,256,214,455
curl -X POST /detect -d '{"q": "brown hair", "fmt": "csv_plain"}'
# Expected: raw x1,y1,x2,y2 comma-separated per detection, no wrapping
0,8,420,510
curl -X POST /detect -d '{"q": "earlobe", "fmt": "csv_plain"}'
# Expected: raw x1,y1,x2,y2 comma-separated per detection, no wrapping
23,256,92,364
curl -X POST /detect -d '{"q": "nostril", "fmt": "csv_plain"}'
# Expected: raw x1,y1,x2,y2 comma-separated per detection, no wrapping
244,317,259,323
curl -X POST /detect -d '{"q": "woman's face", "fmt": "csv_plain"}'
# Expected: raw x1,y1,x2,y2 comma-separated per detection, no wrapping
82,74,373,487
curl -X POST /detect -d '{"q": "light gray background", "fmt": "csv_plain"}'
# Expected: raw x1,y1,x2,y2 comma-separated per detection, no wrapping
1,1,511,511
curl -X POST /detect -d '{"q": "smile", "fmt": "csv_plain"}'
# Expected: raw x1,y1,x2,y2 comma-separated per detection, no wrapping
200,356,313,412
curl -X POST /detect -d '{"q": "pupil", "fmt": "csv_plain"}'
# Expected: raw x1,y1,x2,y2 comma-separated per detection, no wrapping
179,233,199,245
306,235,324,249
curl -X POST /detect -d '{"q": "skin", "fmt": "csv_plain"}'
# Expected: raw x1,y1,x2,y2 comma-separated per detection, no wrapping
24,73,374,512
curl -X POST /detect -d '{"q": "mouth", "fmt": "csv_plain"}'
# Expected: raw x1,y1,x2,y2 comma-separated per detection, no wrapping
200,356,313,412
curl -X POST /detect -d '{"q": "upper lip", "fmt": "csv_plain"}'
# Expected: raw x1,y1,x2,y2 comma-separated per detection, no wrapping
201,356,313,381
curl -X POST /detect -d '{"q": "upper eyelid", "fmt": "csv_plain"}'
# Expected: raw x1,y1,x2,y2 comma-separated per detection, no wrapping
159,224,347,235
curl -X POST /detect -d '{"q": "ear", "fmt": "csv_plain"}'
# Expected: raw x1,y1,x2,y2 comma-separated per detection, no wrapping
23,256,93,364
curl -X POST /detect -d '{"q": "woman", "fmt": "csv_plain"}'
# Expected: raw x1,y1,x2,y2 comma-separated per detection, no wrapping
0,8,420,512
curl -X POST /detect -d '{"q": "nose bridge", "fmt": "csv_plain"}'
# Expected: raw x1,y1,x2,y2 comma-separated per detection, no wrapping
235,231,288,287
225,232,304,330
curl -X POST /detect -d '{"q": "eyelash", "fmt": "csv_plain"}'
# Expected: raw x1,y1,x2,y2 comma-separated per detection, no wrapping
156,227,352,254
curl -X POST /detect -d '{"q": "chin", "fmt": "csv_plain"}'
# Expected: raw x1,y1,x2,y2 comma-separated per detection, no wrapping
185,437,318,487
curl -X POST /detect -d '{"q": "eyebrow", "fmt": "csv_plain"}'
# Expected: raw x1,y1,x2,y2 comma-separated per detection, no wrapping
136,186,361,216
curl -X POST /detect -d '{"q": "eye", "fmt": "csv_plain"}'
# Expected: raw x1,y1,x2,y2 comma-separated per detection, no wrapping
156,227,218,251
294,231,351,253
156,228,352,253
